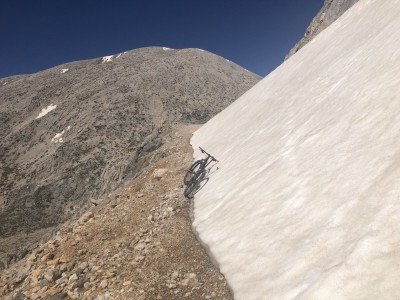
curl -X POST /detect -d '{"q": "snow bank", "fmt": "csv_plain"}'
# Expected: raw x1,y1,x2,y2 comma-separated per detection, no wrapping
35,104,57,119
191,0,400,299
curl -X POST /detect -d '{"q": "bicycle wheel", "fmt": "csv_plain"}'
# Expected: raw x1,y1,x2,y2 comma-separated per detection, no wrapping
184,160,203,185
184,170,206,198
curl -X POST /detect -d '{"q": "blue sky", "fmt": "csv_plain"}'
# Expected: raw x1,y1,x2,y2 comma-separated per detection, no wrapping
0,0,323,78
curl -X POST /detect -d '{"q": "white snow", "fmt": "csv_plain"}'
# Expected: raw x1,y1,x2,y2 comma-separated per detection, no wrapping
197,49,205,52
51,126,70,143
116,53,122,58
102,55,113,63
51,131,64,143
162,47,171,50
2,82,7,85
35,104,57,119
191,1,400,299
61,68,69,74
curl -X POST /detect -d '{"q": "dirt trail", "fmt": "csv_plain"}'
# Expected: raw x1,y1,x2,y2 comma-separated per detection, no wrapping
0,124,233,300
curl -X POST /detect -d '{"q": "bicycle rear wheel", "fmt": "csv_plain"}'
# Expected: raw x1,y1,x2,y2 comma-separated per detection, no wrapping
184,160,203,185
184,171,206,198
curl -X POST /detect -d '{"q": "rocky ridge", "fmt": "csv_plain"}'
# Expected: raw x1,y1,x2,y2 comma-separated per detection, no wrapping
0,47,261,268
286,0,360,58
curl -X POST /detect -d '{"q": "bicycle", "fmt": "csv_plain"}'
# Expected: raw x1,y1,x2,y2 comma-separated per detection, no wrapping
183,147,218,198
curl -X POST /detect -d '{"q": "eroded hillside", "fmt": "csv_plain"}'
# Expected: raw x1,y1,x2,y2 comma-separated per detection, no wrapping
0,47,261,269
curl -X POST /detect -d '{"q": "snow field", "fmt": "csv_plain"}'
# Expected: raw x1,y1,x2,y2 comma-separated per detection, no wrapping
191,0,400,299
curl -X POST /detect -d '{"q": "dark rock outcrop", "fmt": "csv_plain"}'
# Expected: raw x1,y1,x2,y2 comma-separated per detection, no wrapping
286,0,360,59
0,47,261,267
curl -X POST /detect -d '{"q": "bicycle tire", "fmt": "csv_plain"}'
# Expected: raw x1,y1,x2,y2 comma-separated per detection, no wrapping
184,170,206,198
184,160,203,185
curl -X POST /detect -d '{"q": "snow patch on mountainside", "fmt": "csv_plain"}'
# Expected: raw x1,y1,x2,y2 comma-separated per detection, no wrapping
102,55,113,63
35,104,57,119
191,0,400,299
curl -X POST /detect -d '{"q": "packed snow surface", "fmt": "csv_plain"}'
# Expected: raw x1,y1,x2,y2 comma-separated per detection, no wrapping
191,1,400,299
35,104,57,119
61,68,69,73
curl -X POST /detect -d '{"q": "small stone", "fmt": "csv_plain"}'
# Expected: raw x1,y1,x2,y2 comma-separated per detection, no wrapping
67,290,79,299
105,271,115,278
99,279,108,289
168,283,177,289
78,249,87,255
47,258,60,266
59,255,70,263
180,273,198,287
44,270,55,283
79,262,88,270
69,274,78,282
153,168,167,179
41,253,55,262
81,211,94,223
47,286,62,296
135,255,145,262
134,243,146,251
171,271,179,280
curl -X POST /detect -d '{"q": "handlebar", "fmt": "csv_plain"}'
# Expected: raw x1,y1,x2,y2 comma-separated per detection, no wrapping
199,147,218,162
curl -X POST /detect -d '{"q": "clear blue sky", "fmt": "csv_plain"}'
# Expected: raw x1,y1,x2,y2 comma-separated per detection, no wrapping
0,0,323,78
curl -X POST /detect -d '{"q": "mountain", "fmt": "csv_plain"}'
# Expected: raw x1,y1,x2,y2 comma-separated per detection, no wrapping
191,1,400,299
286,0,360,58
0,47,261,269
0,125,235,299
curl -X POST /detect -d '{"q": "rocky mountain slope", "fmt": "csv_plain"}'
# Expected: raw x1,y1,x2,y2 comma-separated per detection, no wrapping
1,125,233,300
0,47,261,270
286,0,359,58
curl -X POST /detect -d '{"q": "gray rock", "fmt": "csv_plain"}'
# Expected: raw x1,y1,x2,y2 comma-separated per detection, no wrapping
287,0,360,58
44,270,56,282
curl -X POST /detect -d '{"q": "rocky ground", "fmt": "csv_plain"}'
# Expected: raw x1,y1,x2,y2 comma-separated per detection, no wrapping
0,124,233,300
286,0,359,58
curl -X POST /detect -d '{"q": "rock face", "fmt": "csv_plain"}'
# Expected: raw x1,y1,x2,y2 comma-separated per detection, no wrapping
286,0,360,58
0,47,261,268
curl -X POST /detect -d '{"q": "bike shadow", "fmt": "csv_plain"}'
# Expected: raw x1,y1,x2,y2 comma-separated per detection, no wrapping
191,165,220,196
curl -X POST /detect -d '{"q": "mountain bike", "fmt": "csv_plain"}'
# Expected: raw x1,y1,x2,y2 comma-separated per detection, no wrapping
184,147,218,198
